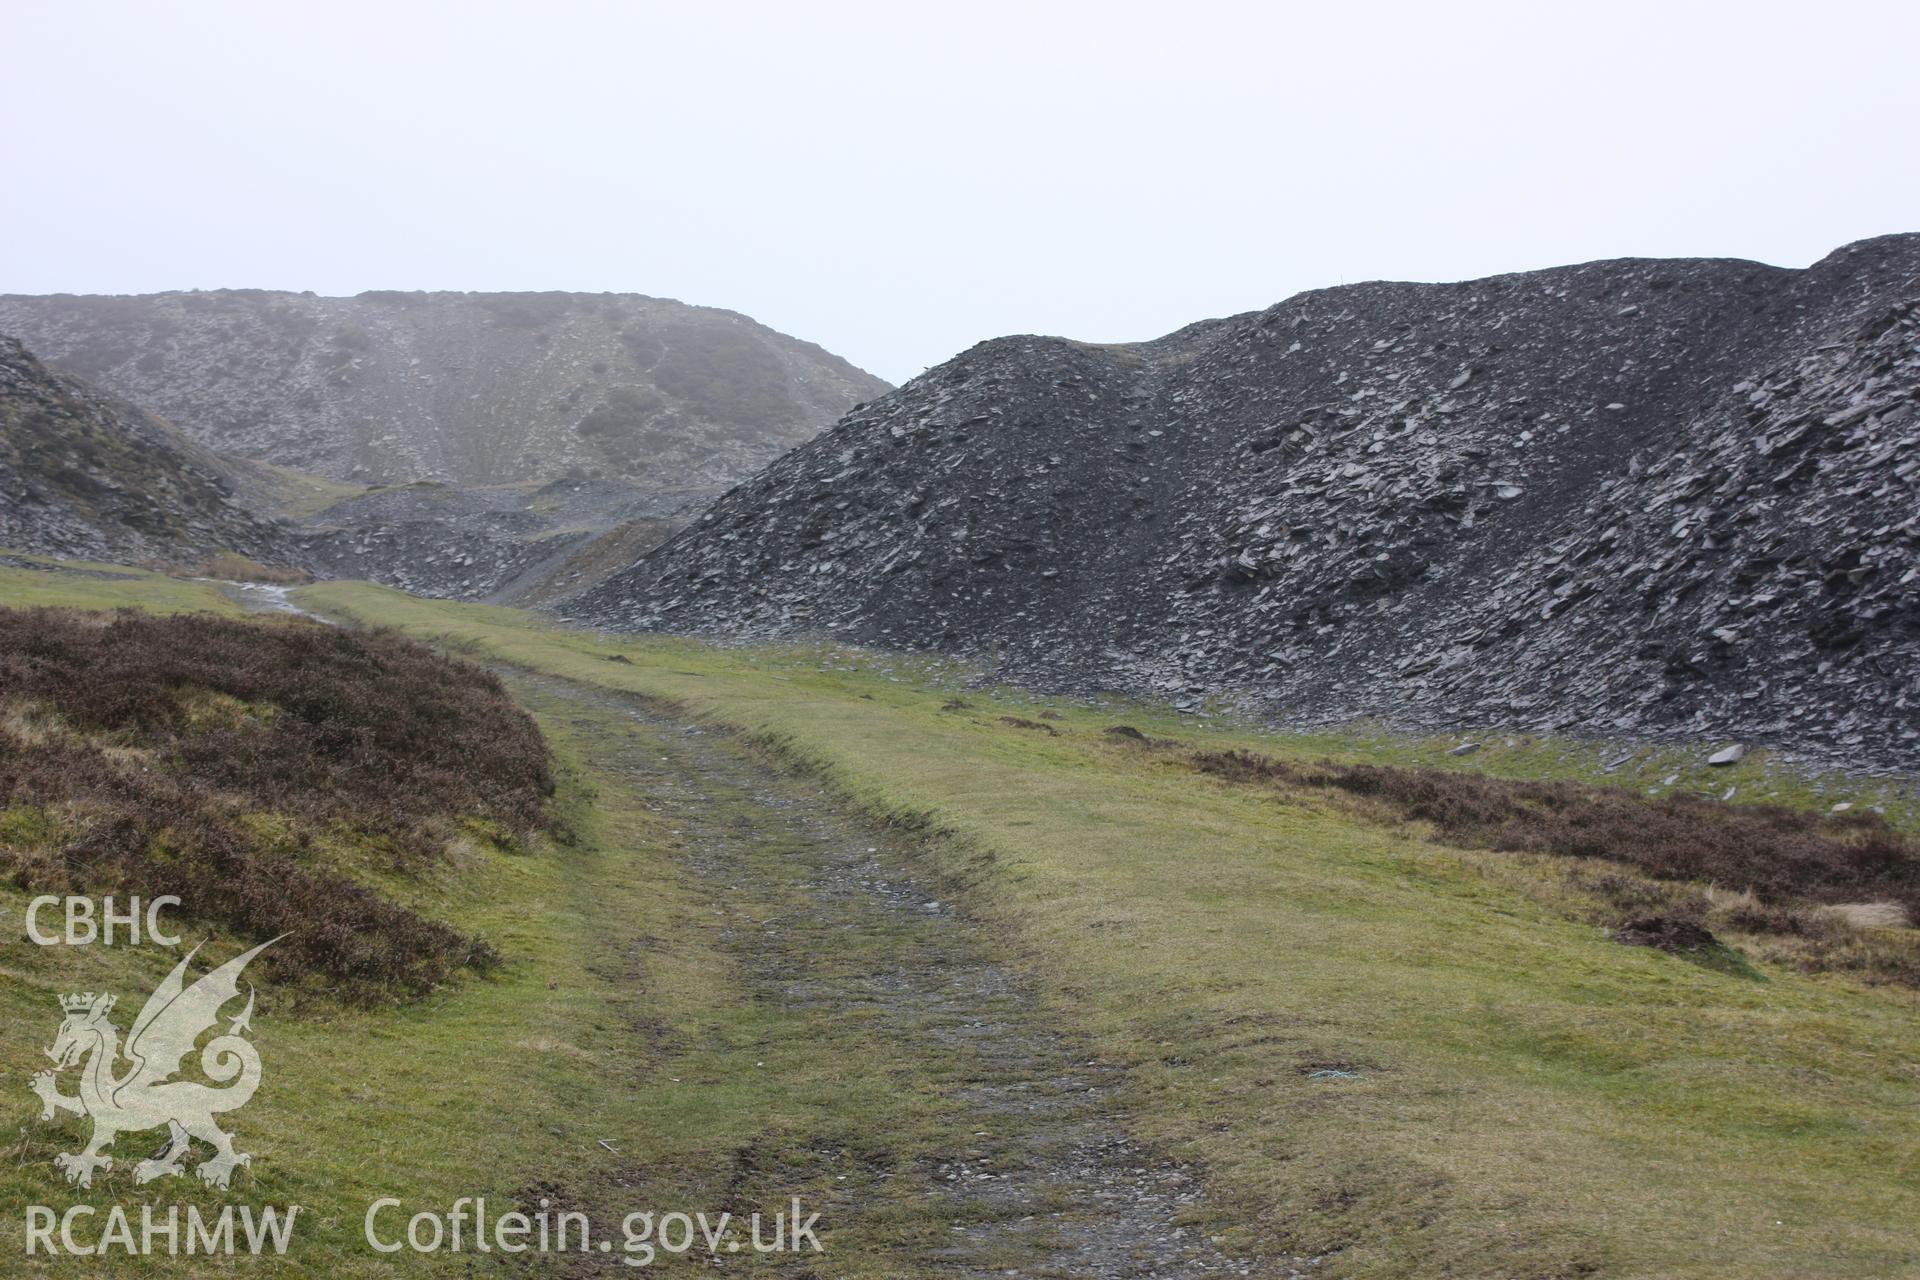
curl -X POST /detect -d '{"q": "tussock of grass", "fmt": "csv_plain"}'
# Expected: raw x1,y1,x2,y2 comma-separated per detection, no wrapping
0,606,552,995
1830,900,1910,929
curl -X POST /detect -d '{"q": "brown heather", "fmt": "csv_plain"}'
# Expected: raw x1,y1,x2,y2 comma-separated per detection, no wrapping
1191,748,1920,982
0,607,553,997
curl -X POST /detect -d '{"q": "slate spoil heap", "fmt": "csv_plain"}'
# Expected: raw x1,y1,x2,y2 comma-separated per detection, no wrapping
0,336,292,567
574,236,1920,769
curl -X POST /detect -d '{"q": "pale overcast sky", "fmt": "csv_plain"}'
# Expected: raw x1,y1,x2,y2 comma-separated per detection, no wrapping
3,1,1916,384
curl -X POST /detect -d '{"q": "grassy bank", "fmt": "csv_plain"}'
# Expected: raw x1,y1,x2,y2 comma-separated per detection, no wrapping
0,554,248,615
0,567,931,1275
1,701,667,1275
298,579,1920,1280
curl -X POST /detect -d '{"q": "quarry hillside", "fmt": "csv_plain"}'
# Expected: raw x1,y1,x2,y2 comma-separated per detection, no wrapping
0,288,889,490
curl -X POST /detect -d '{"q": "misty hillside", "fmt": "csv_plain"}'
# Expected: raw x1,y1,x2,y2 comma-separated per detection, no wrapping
573,234,1920,767
287,477,680,604
0,289,890,489
0,335,293,567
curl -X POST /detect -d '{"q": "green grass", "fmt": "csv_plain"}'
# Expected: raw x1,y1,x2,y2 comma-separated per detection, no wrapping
0,563,1129,1275
0,630,797,1274
0,566,897,1273
1,734,635,1275
0,553,246,614
292,580,1920,1280
2,555,1915,1277
0,659,1094,1276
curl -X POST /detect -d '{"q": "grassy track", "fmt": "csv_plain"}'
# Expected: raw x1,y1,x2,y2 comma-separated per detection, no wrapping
0,565,1254,1275
0,564,936,1274
297,580,1920,1280
1,560,1916,1277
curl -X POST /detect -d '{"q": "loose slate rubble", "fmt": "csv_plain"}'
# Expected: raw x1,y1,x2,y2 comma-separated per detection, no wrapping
0,335,294,567
292,475,690,602
570,236,1920,770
